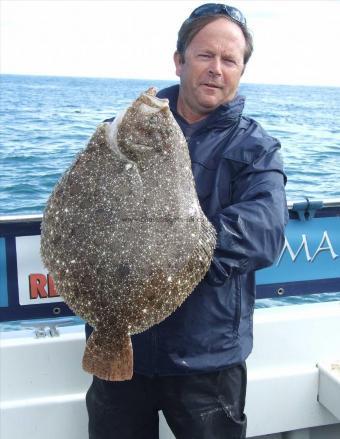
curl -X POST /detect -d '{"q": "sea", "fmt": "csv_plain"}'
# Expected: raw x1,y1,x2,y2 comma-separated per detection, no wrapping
1,74,340,310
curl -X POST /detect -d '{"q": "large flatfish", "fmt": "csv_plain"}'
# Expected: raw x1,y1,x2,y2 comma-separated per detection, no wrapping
40,88,216,381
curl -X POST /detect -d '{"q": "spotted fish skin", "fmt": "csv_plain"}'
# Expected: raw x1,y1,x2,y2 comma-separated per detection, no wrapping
40,88,216,381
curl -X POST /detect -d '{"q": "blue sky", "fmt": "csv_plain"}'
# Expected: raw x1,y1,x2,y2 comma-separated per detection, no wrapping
1,0,340,86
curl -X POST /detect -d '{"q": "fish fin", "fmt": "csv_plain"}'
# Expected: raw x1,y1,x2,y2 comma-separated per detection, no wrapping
82,330,133,381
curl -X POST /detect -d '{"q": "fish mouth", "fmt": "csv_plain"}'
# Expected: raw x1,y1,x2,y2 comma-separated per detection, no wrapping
139,88,169,113
104,87,170,154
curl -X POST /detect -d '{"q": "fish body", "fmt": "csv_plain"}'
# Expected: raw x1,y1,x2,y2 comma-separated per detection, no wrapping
40,88,216,381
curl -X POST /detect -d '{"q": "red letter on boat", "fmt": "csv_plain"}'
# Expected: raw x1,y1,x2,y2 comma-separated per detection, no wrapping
47,274,60,297
29,273,48,299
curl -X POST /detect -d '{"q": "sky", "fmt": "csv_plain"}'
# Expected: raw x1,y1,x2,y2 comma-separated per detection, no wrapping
1,0,340,87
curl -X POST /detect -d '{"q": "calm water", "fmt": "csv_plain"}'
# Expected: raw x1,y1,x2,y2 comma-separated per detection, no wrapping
1,74,340,216
1,74,340,310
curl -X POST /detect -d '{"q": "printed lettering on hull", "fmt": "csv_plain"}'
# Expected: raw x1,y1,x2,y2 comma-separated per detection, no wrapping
16,235,62,305
257,217,340,285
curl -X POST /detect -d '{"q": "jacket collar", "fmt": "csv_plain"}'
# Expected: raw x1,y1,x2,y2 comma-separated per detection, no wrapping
157,84,245,128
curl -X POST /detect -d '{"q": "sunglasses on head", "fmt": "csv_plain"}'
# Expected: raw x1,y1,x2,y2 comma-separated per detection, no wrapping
188,3,246,26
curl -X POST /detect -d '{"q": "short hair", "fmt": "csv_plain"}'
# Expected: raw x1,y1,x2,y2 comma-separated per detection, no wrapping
176,14,253,65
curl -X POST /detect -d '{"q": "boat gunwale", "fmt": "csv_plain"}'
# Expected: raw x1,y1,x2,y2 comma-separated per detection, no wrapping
1,197,340,223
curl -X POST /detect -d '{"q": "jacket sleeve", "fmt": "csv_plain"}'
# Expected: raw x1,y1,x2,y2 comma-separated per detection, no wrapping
206,138,289,286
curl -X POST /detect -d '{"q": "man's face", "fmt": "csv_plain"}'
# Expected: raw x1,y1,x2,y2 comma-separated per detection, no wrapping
174,18,246,123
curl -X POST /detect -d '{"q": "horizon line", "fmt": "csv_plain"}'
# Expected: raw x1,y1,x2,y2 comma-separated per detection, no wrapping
1,72,339,89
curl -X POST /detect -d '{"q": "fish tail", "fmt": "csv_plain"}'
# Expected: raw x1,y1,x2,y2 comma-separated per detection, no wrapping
82,330,133,381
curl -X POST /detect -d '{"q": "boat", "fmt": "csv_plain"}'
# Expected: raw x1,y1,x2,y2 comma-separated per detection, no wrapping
1,198,340,439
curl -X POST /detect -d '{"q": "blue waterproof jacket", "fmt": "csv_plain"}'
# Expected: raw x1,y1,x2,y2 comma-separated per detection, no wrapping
132,85,288,375
86,85,288,376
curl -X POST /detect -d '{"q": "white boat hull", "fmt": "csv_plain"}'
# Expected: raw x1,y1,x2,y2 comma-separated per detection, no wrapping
1,301,340,439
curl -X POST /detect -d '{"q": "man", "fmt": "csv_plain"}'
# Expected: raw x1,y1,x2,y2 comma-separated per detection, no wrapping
86,4,288,439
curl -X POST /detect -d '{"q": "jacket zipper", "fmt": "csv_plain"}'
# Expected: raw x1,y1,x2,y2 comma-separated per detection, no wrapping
233,275,242,334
